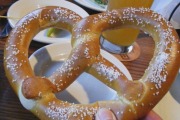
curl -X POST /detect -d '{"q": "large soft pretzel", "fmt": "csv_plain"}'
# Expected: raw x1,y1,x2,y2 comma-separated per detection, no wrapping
4,6,180,120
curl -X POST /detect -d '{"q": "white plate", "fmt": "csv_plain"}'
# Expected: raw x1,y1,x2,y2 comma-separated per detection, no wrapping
29,42,180,119
74,0,107,12
153,73,180,120
29,42,132,104
7,0,89,44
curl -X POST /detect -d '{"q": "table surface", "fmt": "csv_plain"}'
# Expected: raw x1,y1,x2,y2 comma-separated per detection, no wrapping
0,0,178,120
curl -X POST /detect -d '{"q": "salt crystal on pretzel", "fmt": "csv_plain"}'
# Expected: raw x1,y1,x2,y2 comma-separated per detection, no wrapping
4,6,180,120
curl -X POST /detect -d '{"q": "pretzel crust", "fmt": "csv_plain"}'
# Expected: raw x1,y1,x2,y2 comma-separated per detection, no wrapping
4,6,180,120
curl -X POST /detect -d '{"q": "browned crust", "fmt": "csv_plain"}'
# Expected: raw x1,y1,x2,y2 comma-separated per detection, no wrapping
4,6,180,120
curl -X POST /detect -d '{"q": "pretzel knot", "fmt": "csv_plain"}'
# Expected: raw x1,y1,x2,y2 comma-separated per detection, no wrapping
4,6,180,120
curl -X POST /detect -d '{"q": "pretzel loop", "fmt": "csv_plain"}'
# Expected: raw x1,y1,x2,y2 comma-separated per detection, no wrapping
4,6,180,120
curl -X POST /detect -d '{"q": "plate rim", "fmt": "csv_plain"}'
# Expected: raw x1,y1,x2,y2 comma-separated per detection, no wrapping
74,0,107,12
29,42,132,80
7,0,89,44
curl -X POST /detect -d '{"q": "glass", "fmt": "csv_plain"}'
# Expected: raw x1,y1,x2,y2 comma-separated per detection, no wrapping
101,0,154,60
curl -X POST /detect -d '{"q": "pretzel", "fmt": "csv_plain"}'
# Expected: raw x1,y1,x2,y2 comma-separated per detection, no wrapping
4,6,180,120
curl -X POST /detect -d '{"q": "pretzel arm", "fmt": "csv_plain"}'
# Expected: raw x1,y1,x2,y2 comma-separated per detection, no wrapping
48,36,101,92
71,8,180,118
4,6,82,97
